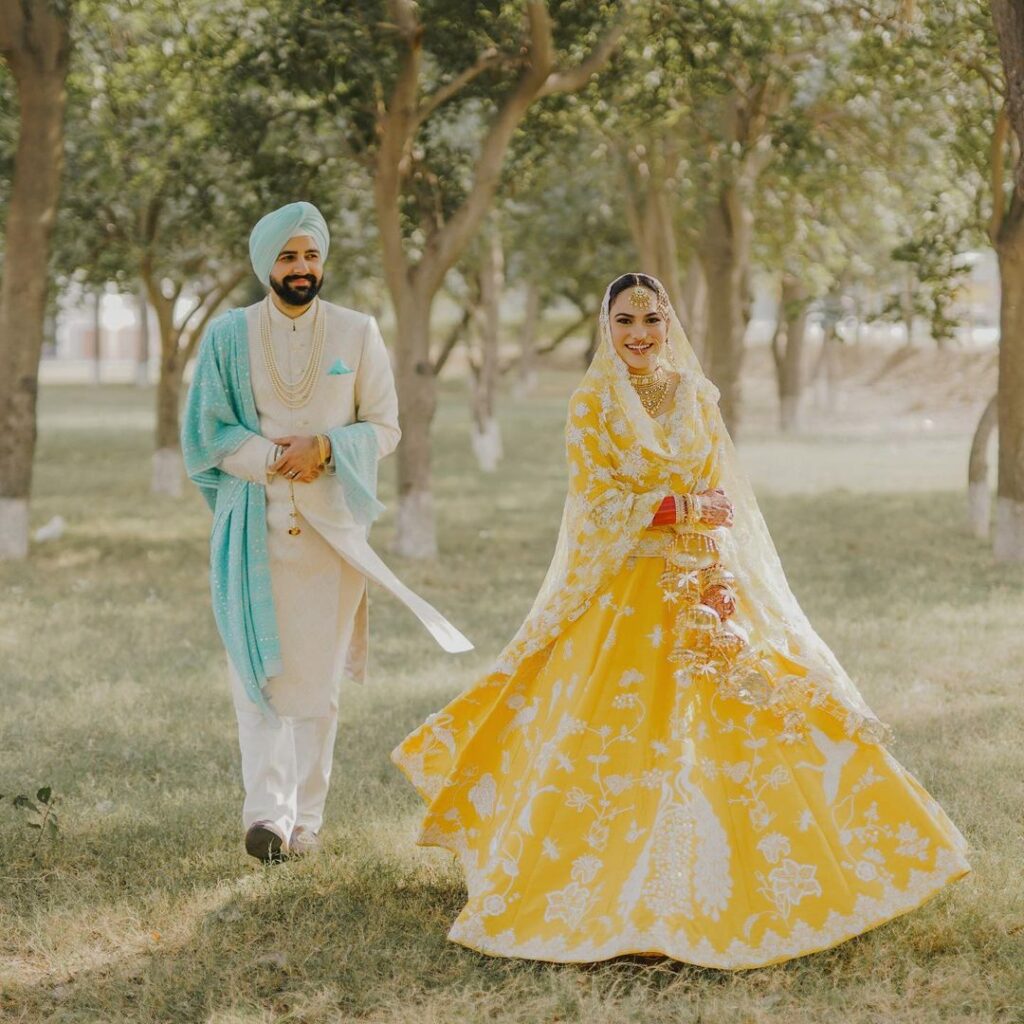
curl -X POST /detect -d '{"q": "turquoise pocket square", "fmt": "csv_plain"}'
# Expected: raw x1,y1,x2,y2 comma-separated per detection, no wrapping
328,359,352,376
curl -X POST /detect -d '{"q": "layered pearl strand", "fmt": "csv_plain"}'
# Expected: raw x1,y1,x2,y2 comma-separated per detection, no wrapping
259,296,328,536
259,296,326,409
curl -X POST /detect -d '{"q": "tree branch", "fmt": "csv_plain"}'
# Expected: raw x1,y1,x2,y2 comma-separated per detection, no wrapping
536,15,628,98
374,0,423,300
181,269,246,363
414,48,502,128
432,303,474,375
537,309,592,355
964,58,1006,99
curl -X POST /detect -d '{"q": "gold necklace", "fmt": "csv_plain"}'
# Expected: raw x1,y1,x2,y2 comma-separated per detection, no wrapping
260,297,326,409
628,365,669,416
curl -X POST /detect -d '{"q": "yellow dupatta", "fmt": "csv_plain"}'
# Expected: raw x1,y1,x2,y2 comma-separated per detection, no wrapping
492,274,889,745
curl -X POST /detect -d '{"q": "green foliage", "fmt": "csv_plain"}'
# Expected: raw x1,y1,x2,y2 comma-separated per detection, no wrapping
502,129,632,313
54,0,374,304
218,1,624,252
864,1,1002,339
57,0,263,288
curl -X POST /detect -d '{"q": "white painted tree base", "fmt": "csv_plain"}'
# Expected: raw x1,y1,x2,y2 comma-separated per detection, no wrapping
993,496,1024,562
0,498,29,560
968,482,991,540
151,447,184,498
394,488,438,559
779,395,802,434
471,418,503,473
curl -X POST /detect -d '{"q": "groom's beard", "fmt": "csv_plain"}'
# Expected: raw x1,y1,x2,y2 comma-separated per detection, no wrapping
270,273,323,307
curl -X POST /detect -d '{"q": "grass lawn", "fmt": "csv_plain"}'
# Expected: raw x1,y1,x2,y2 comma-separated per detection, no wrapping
1,378,1022,1023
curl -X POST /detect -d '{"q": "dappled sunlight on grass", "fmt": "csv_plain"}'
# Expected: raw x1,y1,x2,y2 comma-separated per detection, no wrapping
1,379,1021,1022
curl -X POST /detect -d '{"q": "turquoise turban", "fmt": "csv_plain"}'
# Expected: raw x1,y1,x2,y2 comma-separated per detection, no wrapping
248,201,330,287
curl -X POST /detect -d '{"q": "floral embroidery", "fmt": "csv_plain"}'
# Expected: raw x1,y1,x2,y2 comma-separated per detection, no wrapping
757,832,791,864
391,351,969,969
544,882,593,930
761,859,823,921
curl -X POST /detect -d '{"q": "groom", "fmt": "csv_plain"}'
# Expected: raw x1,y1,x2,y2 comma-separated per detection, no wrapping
182,201,472,862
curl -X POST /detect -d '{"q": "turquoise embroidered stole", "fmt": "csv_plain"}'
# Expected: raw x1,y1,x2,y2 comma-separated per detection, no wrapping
181,308,383,711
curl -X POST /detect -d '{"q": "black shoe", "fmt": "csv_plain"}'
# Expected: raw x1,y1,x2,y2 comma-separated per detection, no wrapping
245,821,287,863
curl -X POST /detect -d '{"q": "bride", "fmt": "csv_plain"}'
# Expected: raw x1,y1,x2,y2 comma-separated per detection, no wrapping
392,273,970,969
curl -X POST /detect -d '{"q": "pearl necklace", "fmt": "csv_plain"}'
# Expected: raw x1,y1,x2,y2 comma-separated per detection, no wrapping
259,296,326,409
628,365,669,416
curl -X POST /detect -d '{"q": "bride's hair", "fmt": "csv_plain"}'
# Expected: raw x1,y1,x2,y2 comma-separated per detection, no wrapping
607,272,660,309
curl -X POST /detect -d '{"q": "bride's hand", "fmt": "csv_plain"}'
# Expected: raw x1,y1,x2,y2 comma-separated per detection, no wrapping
702,584,736,621
697,488,734,527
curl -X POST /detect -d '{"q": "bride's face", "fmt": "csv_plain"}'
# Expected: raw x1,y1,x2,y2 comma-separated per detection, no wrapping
608,286,668,374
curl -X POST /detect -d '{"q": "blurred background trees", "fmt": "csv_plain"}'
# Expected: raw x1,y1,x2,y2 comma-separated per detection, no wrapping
1,0,1021,560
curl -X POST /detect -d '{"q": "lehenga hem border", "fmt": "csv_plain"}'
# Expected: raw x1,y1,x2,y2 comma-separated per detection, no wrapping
391,745,972,972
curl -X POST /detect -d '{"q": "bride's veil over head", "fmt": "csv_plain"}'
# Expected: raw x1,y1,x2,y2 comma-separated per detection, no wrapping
494,272,887,744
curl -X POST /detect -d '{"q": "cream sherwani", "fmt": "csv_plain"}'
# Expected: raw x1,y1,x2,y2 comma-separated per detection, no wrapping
217,297,460,839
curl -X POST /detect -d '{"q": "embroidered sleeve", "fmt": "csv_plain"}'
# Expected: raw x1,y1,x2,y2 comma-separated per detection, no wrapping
566,393,669,539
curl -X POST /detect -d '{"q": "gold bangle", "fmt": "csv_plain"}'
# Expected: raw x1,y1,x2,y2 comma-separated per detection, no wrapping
677,494,690,525
690,494,703,526
316,433,329,467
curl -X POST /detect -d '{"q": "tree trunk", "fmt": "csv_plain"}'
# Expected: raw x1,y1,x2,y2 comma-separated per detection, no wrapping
145,272,242,497
994,218,1024,560
772,275,809,434
152,353,185,497
372,1,624,558
682,255,708,365
990,1,1024,561
968,394,998,539
136,280,151,387
514,281,541,398
470,225,504,473
813,321,842,414
148,285,185,497
699,183,751,434
393,291,439,559
901,269,916,348
0,5,72,560
92,289,103,384
584,322,600,368
618,139,689,326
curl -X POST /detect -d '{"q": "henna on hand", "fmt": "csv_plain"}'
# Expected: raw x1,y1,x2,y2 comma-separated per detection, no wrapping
697,487,734,527
702,583,736,621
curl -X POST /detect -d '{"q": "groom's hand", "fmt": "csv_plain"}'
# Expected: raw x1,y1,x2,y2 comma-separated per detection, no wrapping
271,435,323,483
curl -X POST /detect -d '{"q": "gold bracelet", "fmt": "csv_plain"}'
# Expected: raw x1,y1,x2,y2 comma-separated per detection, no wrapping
316,434,329,467
677,494,690,525
690,494,703,526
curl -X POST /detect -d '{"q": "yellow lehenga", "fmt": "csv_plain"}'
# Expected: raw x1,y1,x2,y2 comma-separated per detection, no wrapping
392,277,970,969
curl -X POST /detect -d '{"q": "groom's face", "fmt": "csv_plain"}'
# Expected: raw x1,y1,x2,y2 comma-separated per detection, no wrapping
270,234,324,306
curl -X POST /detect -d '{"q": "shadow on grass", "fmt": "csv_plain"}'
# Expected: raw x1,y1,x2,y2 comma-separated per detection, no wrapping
7,844,785,1023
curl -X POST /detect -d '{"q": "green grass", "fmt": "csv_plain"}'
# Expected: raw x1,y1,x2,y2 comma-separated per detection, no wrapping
1,379,1022,1023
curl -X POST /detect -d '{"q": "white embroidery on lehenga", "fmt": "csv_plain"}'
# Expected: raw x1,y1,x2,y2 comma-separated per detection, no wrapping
797,726,857,806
